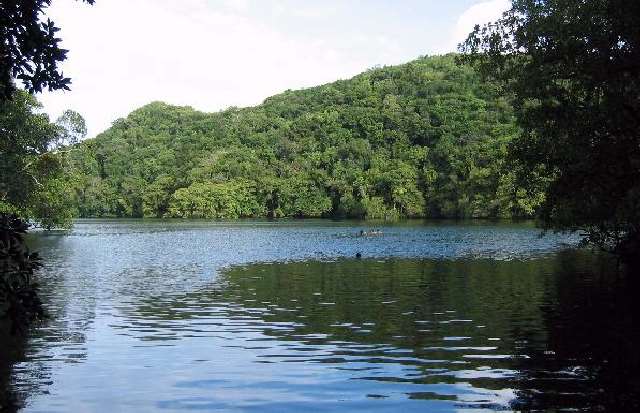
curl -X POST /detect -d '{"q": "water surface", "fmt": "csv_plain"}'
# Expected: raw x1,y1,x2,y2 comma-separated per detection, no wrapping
3,220,637,412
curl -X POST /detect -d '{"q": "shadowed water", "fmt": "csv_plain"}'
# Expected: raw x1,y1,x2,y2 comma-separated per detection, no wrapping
2,219,638,412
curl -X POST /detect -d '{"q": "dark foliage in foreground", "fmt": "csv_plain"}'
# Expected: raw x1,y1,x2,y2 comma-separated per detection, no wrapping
461,0,640,259
0,214,44,334
0,0,95,100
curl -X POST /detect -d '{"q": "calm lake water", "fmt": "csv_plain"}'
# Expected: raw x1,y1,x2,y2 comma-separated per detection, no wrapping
2,219,638,412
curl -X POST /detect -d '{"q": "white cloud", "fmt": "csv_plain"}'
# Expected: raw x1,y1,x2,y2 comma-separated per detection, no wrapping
218,0,250,14
446,0,510,52
36,1,506,138
38,0,393,137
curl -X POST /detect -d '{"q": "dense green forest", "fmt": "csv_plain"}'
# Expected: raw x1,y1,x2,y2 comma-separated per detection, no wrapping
64,55,542,220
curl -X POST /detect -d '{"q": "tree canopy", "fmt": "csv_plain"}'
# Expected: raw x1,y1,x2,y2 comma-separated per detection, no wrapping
65,55,541,221
0,0,95,100
1,0,94,336
0,91,77,228
1,0,94,227
460,0,640,260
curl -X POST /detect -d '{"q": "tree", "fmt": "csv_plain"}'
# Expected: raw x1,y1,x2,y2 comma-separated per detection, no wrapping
1,0,92,226
0,0,95,100
67,56,533,221
1,0,94,337
460,0,640,262
54,109,87,149
0,91,76,228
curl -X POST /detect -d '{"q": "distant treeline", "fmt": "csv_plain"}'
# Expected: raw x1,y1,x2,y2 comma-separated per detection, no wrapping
65,55,543,219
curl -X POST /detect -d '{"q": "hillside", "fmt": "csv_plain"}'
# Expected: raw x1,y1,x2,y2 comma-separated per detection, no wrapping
66,55,541,219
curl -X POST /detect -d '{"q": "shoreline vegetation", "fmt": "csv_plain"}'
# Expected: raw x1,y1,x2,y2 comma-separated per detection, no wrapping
63,55,542,222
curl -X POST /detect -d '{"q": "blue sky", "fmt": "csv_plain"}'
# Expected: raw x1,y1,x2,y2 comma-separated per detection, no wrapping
39,0,509,137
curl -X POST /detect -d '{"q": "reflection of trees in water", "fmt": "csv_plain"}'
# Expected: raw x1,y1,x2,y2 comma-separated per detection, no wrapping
132,258,556,407
0,327,26,412
6,249,634,411
511,251,640,412
1,234,95,412
217,259,551,349
1,306,94,412
132,253,636,410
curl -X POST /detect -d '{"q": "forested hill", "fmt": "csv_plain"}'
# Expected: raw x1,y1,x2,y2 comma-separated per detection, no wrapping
66,54,542,219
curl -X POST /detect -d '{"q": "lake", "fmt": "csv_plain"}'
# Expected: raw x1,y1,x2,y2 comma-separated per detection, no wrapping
2,219,638,412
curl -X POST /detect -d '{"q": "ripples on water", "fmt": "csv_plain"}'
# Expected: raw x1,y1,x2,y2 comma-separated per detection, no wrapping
2,220,638,412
